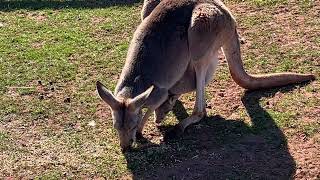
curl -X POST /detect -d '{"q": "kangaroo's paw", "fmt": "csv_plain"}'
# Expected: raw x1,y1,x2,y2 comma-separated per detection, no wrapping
164,112,205,141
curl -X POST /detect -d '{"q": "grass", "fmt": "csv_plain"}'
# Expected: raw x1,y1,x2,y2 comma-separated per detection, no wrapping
0,0,319,179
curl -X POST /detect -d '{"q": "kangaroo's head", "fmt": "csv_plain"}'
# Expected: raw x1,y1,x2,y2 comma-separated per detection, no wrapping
96,81,153,152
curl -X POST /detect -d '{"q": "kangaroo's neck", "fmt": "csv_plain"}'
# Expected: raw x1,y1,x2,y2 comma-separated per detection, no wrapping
115,74,153,99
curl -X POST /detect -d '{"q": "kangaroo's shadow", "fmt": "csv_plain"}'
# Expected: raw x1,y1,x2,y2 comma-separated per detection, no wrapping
124,85,305,179
0,0,141,12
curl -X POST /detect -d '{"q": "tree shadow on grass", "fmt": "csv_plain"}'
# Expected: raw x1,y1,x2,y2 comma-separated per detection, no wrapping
0,0,142,12
123,85,307,179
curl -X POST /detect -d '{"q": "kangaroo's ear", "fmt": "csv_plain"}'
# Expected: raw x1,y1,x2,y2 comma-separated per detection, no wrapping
96,81,120,110
128,86,154,111
141,0,160,20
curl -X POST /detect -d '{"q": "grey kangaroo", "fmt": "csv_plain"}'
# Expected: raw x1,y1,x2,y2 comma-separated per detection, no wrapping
96,0,315,151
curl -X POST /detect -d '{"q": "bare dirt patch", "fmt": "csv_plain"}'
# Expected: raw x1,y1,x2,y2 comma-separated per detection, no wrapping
27,12,47,22
289,135,320,179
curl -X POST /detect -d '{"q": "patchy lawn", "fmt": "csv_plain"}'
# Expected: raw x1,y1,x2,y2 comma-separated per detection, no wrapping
0,0,319,179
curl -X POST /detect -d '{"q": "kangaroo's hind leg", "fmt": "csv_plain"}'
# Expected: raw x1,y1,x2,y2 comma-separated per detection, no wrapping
165,3,227,139
176,48,220,129
165,59,209,139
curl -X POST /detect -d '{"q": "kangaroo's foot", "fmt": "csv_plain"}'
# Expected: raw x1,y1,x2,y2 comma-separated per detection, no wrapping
179,111,206,131
164,111,206,140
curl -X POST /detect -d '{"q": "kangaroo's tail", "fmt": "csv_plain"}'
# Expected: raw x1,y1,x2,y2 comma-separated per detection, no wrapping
222,29,315,90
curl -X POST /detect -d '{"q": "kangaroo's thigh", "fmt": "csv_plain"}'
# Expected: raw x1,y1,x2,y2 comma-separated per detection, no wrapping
188,3,233,62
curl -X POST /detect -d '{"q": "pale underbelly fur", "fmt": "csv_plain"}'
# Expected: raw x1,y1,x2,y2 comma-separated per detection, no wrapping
169,49,219,95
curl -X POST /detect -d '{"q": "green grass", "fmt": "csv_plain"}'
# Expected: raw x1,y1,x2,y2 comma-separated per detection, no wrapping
0,0,319,179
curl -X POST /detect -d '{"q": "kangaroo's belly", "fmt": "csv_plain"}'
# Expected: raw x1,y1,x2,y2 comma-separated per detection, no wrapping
169,50,219,95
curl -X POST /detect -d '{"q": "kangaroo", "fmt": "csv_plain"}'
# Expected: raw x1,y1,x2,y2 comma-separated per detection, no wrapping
97,0,315,151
